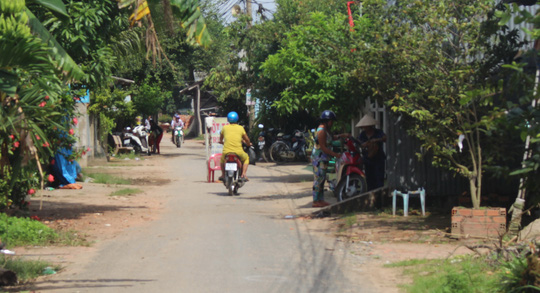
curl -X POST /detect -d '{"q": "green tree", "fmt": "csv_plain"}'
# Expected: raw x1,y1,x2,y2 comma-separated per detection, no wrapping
359,0,522,208
40,0,141,90
261,12,365,120
133,77,170,116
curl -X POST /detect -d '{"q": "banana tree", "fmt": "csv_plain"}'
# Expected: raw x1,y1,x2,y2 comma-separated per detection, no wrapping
0,0,83,208
117,0,212,65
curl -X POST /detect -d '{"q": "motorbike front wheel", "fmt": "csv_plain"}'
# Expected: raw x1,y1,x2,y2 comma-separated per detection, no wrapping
261,149,270,162
176,136,181,148
334,174,367,202
247,147,256,165
270,142,289,163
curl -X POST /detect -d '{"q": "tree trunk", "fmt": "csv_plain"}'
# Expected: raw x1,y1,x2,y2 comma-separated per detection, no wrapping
161,0,174,35
470,176,480,209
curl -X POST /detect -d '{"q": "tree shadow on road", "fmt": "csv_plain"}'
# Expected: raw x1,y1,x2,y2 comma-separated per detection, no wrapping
25,200,152,222
7,278,157,292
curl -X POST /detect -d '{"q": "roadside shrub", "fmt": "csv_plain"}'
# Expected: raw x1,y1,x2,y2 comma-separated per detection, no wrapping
438,268,473,293
499,253,540,293
0,165,39,209
159,114,172,124
0,213,58,247
0,255,57,281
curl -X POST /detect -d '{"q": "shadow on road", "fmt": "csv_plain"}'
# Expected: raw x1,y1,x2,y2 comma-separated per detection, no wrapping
6,278,157,292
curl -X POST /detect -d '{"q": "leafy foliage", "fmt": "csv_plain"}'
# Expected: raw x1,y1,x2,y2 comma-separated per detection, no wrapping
261,12,364,119
497,4,540,205
348,0,523,208
132,77,171,117
0,0,83,208
0,213,58,246
40,0,137,89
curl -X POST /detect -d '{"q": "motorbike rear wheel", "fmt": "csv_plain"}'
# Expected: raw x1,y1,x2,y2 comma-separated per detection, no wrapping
227,182,234,195
334,173,367,202
270,141,289,162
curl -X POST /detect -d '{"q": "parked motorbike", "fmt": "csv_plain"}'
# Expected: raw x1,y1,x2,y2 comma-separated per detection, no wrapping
223,153,246,195
122,125,151,155
256,124,279,162
269,129,309,162
174,126,184,148
331,137,367,201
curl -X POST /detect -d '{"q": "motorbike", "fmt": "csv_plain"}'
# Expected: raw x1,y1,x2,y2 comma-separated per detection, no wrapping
223,153,246,195
122,125,151,155
173,126,184,148
331,137,367,201
269,129,309,162
256,124,279,162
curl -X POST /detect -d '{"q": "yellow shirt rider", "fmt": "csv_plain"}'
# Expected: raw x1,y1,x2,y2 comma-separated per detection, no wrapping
219,111,252,181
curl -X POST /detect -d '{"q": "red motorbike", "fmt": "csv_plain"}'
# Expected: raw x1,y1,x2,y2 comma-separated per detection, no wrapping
223,153,246,195
332,137,367,201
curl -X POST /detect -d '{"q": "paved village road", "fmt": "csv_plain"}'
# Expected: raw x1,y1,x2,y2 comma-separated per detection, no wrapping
34,140,378,293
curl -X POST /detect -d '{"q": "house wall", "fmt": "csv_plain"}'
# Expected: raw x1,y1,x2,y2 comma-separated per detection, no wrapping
507,4,540,51
74,103,89,167
384,113,519,199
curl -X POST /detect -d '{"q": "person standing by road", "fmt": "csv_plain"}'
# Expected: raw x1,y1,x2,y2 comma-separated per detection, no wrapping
145,115,152,131
219,111,252,182
356,114,387,191
311,110,348,208
149,119,164,154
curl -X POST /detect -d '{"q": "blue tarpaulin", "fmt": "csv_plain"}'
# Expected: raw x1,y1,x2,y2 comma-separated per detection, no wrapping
52,148,81,187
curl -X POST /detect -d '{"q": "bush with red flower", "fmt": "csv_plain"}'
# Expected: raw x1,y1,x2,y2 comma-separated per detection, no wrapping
0,88,84,209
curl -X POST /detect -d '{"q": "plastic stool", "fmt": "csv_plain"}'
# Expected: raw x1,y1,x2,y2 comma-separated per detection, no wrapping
392,188,426,217
207,153,222,182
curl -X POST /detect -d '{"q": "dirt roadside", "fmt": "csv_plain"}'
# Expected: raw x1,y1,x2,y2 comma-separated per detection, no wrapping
12,142,472,292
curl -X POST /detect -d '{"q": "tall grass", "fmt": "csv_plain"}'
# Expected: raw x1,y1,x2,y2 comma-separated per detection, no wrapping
387,256,498,293
0,255,60,281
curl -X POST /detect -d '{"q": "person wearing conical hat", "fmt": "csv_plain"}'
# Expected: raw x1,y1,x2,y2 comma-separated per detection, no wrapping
356,113,387,191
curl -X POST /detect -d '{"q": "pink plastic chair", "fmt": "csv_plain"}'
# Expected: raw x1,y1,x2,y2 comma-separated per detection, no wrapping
207,153,222,182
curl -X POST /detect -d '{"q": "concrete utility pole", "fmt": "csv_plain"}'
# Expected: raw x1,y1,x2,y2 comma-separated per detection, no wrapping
245,0,254,130
246,0,252,27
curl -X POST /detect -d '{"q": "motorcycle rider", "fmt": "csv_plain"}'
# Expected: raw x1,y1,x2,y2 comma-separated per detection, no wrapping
170,114,184,143
311,110,348,208
218,111,252,182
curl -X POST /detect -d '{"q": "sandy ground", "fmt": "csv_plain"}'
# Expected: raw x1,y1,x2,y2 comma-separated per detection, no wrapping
9,140,474,292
